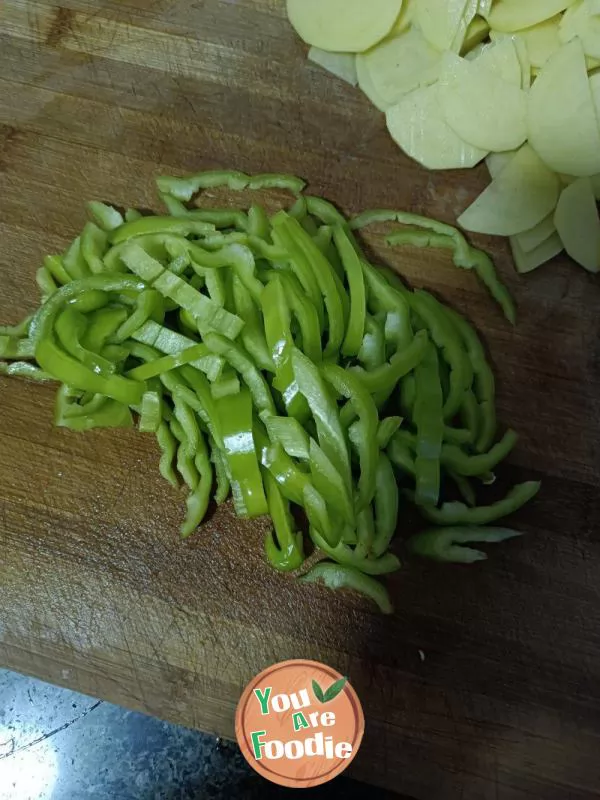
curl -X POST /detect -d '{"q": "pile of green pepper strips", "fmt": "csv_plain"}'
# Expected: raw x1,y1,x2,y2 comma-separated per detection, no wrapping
0,171,540,614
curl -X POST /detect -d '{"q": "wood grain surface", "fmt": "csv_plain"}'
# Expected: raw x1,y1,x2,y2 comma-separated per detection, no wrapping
1,1,600,797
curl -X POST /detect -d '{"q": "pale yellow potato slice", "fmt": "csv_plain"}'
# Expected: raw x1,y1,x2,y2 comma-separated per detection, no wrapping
519,16,562,68
286,0,403,53
386,84,488,169
460,15,490,54
415,0,469,52
356,55,392,111
554,177,600,272
439,52,528,151
478,0,493,18
489,32,532,88
514,214,558,253
358,27,441,107
560,172,600,199
488,0,577,33
559,0,600,60
527,39,600,176
479,36,524,86
393,0,415,32
452,0,480,52
486,150,517,178
510,233,563,273
308,48,358,86
458,143,560,235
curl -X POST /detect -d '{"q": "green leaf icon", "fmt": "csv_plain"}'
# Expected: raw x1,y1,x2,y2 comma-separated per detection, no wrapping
323,677,347,703
312,679,325,703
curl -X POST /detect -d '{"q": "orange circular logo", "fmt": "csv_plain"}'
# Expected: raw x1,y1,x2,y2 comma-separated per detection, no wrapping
235,659,364,788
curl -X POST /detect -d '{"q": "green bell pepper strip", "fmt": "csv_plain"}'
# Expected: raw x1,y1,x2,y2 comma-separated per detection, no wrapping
159,192,189,217
169,416,198,491
114,289,165,342
410,291,470,421
277,214,346,360
267,271,322,364
349,329,429,397
0,361,53,382
232,274,275,374
44,255,71,286
209,434,230,504
36,267,58,300
262,277,310,422
413,343,444,508
0,316,33,338
412,480,541,525
131,321,222,381
54,308,117,376
448,471,477,507
210,369,240,399
81,222,108,273
350,209,516,324
0,336,35,359
125,208,142,222
185,209,248,231
67,290,109,314
443,427,473,446
299,562,393,614
156,420,179,488
292,349,352,491
444,306,497,453
55,397,133,431
139,390,163,433
127,343,212,381
62,236,91,279
312,225,333,255
354,506,375,559
264,415,310,460
372,452,399,558
308,439,355,527
248,173,306,194
248,204,271,240
289,196,307,220
408,526,522,563
310,529,401,576
321,363,378,511
110,216,215,244
120,243,244,340
441,430,518,477
263,471,305,572
377,417,403,449
460,389,480,446
387,434,416,476
156,170,250,200
81,306,129,353
400,373,416,415
216,389,268,518
271,221,325,330
87,201,124,232
359,315,386,371
203,332,276,418
179,364,223,447
332,225,366,358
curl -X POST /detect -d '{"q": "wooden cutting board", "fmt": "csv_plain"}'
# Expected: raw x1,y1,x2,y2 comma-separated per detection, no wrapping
2,1,600,797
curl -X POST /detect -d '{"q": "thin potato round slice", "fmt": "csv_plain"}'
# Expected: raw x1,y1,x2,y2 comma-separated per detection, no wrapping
527,39,600,176
559,0,600,60
308,48,358,86
554,177,600,272
458,144,560,236
415,0,469,52
356,55,392,111
519,15,562,68
359,27,441,107
514,214,557,253
488,0,577,33
478,37,523,86
439,52,528,152
386,84,487,169
287,0,403,53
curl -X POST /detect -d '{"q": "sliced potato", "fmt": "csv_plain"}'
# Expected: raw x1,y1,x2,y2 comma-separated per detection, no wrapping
479,36,524,86
439,52,528,152
511,233,563,273
393,0,415,33
486,150,517,178
527,39,600,176
415,0,470,52
519,15,562,68
386,84,488,169
356,55,392,111
458,143,560,235
308,48,358,86
554,177,600,272
286,0,403,53
488,0,577,33
452,0,480,52
477,0,493,17
358,27,441,107
460,15,490,55
514,214,557,253
559,0,600,60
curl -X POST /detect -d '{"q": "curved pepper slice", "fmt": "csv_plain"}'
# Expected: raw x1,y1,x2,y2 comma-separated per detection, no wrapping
299,562,393,615
264,470,305,572
408,526,522,563
413,343,444,508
